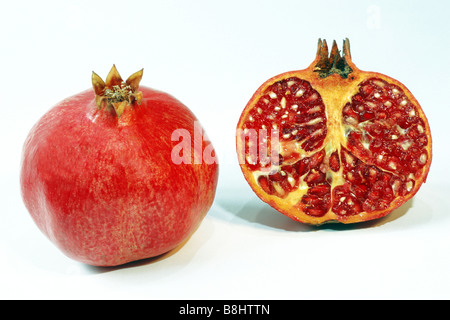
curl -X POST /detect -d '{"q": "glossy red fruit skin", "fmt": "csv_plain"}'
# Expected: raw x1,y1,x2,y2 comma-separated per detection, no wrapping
20,86,218,266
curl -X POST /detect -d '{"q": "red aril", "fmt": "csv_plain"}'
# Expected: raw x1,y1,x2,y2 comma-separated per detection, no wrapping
236,39,432,224
20,65,219,266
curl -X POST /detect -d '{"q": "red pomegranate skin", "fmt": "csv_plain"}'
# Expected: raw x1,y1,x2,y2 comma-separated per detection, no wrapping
20,86,218,266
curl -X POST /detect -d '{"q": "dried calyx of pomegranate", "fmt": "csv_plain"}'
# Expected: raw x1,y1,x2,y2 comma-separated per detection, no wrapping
236,38,432,225
92,64,143,117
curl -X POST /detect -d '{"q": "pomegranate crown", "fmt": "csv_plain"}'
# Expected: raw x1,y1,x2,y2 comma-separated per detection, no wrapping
92,65,144,117
313,38,353,79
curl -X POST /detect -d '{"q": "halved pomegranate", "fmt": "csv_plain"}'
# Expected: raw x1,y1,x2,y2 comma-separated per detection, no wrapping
236,39,432,224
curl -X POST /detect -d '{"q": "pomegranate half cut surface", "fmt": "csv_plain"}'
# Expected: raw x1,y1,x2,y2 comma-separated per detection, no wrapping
236,39,432,224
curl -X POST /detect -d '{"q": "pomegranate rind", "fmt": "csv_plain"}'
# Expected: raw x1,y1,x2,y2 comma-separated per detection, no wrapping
21,86,219,266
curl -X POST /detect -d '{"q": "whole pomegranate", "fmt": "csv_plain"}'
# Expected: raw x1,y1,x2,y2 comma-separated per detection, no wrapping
236,39,432,224
20,65,218,266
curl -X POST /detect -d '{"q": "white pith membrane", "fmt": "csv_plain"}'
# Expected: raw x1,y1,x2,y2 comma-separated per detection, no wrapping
239,77,430,219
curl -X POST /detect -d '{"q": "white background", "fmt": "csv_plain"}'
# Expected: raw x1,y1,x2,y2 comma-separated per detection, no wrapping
1,0,450,299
